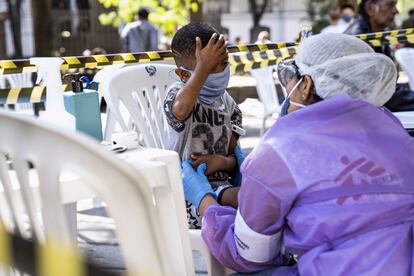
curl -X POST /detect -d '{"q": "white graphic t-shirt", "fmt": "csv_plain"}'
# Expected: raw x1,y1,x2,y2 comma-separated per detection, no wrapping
164,82,242,228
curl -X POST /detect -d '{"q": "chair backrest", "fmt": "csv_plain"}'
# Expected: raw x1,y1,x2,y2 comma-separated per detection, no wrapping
5,73,33,88
395,48,414,91
250,66,282,117
393,111,414,129
93,64,125,84
0,75,6,89
103,63,177,148
0,111,191,275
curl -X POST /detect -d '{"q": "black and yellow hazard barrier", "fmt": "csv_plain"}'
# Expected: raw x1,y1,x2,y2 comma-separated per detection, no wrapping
1,28,412,76
0,85,71,105
0,223,118,276
0,44,300,76
360,34,414,47
0,51,175,75
229,46,297,64
297,26,314,43
227,41,297,53
0,47,297,105
357,27,413,40
0,28,413,105
231,56,294,74
229,46,297,74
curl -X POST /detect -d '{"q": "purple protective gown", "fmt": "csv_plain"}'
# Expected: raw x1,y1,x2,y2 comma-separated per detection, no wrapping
202,94,414,275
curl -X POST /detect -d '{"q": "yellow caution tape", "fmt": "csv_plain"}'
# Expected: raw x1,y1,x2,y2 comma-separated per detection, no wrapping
0,223,10,268
0,28,413,104
0,28,412,75
0,84,70,105
38,241,85,276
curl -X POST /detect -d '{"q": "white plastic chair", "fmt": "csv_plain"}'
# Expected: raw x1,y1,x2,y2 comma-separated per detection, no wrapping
0,111,180,275
92,64,125,208
393,48,414,130
0,76,6,89
103,63,177,147
135,148,232,276
250,66,284,135
5,73,33,88
0,111,229,275
395,48,414,91
393,111,414,129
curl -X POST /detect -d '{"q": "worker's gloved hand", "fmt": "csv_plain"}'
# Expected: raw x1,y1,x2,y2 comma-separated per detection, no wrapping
181,160,216,209
230,144,245,187
234,144,245,166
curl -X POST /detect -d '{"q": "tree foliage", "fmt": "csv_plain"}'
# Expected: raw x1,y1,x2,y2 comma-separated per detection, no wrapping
98,0,202,37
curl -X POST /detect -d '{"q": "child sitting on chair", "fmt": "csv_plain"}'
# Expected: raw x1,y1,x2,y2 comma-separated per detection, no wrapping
164,23,243,229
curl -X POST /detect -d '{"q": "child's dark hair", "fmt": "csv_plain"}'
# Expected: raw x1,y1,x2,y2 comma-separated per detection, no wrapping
171,23,218,64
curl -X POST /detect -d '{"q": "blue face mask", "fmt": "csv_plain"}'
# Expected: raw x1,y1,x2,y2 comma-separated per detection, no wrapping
280,78,305,117
342,15,353,23
180,64,230,105
280,97,290,117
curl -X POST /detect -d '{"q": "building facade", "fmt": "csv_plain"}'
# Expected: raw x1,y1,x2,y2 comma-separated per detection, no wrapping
204,0,310,43
0,0,120,59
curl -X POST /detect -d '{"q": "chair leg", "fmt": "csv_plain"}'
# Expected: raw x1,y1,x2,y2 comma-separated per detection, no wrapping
189,229,228,276
260,117,266,136
63,202,78,244
92,197,102,208
104,108,117,141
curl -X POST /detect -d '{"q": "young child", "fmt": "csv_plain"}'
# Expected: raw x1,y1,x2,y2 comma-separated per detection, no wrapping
164,23,243,229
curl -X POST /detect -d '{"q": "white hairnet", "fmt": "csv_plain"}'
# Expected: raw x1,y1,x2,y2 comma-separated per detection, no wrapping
295,33,397,106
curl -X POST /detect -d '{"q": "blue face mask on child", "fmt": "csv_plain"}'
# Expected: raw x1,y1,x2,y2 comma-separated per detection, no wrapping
342,15,353,23
180,64,230,105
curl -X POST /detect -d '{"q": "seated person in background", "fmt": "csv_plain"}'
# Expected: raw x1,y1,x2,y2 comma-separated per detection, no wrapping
164,23,243,229
345,0,414,112
320,7,342,34
401,8,414,29
255,31,272,44
320,4,355,34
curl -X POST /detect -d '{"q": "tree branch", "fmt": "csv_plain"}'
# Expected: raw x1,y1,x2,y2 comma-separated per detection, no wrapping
248,0,269,26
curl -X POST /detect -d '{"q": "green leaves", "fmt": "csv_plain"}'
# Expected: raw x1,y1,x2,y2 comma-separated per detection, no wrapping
98,0,201,37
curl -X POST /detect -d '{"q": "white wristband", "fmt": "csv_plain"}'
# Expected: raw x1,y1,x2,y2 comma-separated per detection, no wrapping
234,209,282,263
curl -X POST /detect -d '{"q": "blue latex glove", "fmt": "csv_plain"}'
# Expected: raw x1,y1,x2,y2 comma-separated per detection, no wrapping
234,144,245,165
230,144,245,187
181,160,216,209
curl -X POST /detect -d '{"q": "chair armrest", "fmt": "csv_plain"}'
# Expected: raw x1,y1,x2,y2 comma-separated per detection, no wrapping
189,229,235,276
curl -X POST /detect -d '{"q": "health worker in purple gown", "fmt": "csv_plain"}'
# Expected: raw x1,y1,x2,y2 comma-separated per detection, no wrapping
181,33,414,275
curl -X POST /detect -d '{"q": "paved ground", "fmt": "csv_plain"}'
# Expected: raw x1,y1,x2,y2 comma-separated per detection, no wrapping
77,100,278,275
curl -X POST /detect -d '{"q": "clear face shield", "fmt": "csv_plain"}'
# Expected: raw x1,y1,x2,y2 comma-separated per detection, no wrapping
277,59,302,88
277,60,306,115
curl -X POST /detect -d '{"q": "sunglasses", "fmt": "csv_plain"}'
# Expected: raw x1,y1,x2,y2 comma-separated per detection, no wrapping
277,59,302,87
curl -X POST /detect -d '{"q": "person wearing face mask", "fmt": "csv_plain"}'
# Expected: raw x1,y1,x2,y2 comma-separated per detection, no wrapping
164,23,244,229
321,4,355,34
340,3,356,25
181,33,414,274
345,0,398,57
345,0,414,112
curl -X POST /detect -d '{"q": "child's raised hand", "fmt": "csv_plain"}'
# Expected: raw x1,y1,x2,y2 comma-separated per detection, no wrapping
195,33,228,73
191,154,227,176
